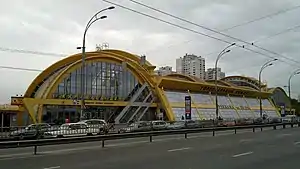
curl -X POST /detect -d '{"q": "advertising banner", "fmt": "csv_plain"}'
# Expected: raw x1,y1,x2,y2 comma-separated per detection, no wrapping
185,96,191,120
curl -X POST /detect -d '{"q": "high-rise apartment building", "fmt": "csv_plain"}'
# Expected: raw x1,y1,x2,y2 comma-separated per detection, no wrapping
176,54,205,79
205,67,225,80
156,66,174,76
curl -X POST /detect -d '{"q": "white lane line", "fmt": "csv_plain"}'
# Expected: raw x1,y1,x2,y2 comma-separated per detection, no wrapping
44,166,60,169
239,139,253,143
168,147,191,152
232,151,253,158
277,133,292,137
294,141,300,145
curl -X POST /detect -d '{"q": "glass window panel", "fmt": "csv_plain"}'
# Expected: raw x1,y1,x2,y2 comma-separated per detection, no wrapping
262,99,272,107
236,110,255,118
230,97,248,107
190,93,213,104
53,61,140,101
165,91,188,102
246,98,259,106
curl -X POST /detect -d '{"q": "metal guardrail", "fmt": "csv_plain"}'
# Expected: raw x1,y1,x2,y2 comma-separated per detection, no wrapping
0,122,298,155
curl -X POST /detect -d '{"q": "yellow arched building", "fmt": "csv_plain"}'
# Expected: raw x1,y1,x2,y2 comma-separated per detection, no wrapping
3,49,285,126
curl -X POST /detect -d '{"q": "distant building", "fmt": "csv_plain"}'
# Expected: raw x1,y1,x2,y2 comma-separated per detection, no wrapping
176,54,205,79
156,66,174,76
205,67,225,80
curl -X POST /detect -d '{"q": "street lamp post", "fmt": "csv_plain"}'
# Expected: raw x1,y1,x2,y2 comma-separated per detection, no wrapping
287,70,300,114
214,43,236,120
77,6,115,120
258,59,277,119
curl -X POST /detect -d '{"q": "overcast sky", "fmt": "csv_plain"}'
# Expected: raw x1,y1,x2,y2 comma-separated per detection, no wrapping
0,0,300,103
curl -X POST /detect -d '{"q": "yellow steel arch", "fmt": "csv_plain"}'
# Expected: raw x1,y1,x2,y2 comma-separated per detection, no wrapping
25,50,158,123
105,49,153,66
165,73,198,82
24,49,155,98
221,75,262,90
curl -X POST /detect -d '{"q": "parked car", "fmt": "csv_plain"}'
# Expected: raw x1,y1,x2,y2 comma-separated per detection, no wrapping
167,121,185,130
79,119,109,134
218,119,236,127
118,121,151,133
9,123,51,140
184,120,202,128
151,120,168,130
44,122,100,138
282,115,298,123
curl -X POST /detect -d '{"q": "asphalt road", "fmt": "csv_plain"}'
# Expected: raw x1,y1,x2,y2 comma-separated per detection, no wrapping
0,126,297,169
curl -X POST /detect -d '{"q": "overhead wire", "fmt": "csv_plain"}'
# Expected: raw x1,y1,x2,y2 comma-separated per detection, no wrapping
143,1,300,54
1,1,300,72
0,66,42,72
202,22,300,57
127,0,300,65
0,47,66,57
103,0,299,67
219,3,300,32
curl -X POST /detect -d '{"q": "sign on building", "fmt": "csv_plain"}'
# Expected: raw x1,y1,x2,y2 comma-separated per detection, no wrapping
185,96,191,120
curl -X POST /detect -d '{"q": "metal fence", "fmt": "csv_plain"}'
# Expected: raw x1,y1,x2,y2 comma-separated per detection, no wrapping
0,118,285,141
0,122,298,155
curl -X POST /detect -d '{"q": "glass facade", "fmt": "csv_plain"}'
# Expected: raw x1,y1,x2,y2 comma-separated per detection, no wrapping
41,61,147,124
190,93,213,104
230,97,255,118
245,98,259,106
165,91,188,102
53,61,139,101
199,109,216,120
252,110,278,118
172,108,201,121
211,96,239,119
164,90,279,121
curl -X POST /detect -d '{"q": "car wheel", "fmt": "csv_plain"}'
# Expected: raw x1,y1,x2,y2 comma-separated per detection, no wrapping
19,134,24,140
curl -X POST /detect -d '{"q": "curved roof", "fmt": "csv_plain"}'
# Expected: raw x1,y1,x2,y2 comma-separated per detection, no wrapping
164,73,198,82
205,80,235,87
24,49,274,100
221,75,265,90
24,49,156,98
268,87,288,96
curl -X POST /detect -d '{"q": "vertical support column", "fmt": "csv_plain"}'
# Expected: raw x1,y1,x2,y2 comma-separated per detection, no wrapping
187,90,204,120
227,94,241,119
243,96,256,118
23,98,37,124
155,87,175,121
17,110,24,126
208,92,218,119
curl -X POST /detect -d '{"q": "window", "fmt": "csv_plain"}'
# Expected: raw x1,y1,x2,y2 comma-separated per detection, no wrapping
53,61,140,101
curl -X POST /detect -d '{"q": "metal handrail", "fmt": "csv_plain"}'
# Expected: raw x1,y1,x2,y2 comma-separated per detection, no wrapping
0,122,297,155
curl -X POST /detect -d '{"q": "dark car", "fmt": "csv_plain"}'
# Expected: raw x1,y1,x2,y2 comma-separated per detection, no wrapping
9,123,51,140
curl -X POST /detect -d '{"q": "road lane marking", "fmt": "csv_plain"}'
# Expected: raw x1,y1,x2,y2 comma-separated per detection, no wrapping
239,139,253,143
277,133,292,138
43,166,60,169
232,151,253,158
294,141,300,145
168,147,191,152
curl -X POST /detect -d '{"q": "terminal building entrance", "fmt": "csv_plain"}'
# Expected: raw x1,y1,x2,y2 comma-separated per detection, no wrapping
43,106,123,125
